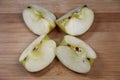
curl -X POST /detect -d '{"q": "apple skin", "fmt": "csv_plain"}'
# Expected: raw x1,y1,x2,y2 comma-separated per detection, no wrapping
56,35,96,73
19,35,56,72
23,4,56,35
56,5,94,36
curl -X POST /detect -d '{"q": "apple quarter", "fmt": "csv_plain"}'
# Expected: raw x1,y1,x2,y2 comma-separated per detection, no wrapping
56,35,96,73
19,35,56,72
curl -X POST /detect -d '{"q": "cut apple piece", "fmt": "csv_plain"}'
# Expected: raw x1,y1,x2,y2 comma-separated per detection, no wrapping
19,35,56,72
56,35,96,73
56,5,94,36
23,4,56,35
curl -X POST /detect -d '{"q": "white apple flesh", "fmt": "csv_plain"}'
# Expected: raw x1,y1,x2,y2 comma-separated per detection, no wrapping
56,35,96,73
56,5,94,36
19,35,56,72
23,4,56,35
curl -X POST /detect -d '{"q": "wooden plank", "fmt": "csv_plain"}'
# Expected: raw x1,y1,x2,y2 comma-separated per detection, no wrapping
0,0,120,13
0,0,120,80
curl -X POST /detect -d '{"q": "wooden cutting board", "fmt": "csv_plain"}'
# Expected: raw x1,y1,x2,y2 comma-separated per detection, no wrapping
0,0,120,80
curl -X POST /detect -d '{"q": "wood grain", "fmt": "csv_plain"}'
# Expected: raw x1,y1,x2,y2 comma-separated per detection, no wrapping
0,0,120,80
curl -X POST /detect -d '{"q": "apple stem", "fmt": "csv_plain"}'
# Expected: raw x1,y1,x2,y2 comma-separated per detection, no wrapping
27,6,31,9
83,5,87,7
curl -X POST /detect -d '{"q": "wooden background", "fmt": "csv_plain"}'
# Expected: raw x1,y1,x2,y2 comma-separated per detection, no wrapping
0,0,120,80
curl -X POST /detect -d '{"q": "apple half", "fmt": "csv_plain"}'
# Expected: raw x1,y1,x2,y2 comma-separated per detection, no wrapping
56,35,96,73
56,5,94,36
23,4,56,35
19,35,56,72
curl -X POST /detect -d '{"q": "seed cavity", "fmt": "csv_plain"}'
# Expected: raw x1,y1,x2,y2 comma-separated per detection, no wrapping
83,60,85,62
33,47,38,51
67,44,71,47
75,47,79,51
87,58,90,61
68,16,71,19
24,57,27,61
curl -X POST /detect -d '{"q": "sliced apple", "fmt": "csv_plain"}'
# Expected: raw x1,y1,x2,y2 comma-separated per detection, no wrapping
56,5,94,36
56,35,96,73
19,35,56,72
23,4,56,35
